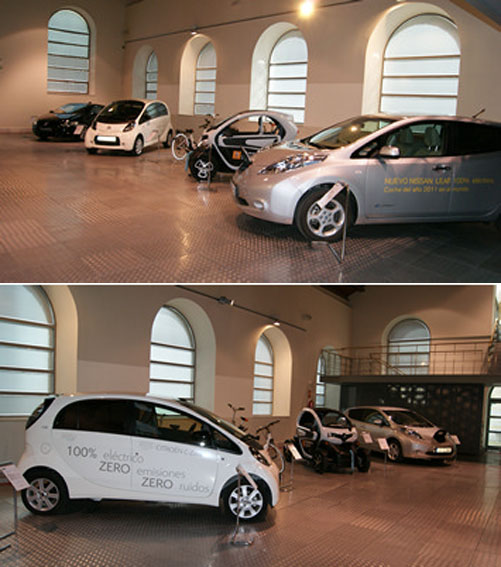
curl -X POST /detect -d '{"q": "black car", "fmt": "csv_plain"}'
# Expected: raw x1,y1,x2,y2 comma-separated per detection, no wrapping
32,102,104,141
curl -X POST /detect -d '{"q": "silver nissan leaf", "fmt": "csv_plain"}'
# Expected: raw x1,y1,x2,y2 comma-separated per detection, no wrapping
232,114,501,241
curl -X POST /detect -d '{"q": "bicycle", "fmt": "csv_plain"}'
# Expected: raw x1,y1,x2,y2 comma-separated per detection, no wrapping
171,114,216,161
227,403,249,431
255,420,285,475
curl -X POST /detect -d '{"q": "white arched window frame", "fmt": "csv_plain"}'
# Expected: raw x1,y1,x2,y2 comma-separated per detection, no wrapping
48,9,90,94
487,386,501,448
315,355,327,408
194,42,217,116
316,348,341,408
145,52,158,100
267,30,308,124
0,286,55,416
387,319,431,375
253,334,274,415
380,14,460,116
149,306,196,402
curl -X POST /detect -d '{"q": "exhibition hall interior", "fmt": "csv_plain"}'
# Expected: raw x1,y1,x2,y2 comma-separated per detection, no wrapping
0,0,500,283
0,1,501,566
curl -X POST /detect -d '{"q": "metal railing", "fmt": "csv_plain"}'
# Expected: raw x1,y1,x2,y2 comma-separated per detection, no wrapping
323,333,500,378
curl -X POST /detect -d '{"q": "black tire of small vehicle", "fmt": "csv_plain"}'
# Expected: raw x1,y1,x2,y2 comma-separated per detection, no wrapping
312,448,328,474
283,442,293,463
495,215,501,233
188,149,218,181
387,439,403,462
22,469,70,515
86,148,97,155
294,185,355,243
355,448,371,472
221,478,269,523
163,130,173,148
131,135,144,156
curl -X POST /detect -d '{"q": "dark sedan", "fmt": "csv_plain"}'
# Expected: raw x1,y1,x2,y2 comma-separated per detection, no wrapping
32,102,104,140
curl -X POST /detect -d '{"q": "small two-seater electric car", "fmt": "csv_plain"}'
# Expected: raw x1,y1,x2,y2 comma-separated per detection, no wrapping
17,394,279,522
187,110,297,181
287,407,370,474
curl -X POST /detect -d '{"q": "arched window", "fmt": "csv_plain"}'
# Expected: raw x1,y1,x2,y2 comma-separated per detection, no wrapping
487,386,501,448
149,307,195,402
387,319,430,375
267,30,308,124
316,348,341,408
253,334,274,415
0,286,55,416
145,52,158,99
48,9,90,94
194,42,217,116
380,15,460,116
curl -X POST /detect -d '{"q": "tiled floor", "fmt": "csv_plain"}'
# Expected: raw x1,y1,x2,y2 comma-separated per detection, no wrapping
0,134,500,283
1,455,500,566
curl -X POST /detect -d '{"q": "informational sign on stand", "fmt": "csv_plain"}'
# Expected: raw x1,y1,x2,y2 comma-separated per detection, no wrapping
377,438,390,451
285,443,302,461
362,432,373,444
0,464,30,491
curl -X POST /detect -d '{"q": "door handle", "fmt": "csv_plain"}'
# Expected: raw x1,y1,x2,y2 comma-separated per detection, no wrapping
433,164,451,172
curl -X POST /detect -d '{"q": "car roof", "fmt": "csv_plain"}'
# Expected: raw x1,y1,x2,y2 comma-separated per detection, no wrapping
347,406,411,411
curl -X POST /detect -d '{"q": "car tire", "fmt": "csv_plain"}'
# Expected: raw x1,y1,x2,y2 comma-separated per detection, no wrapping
387,439,403,462
355,448,371,472
295,184,354,243
188,149,218,181
86,148,97,155
221,478,269,522
131,136,144,156
22,469,69,515
163,130,173,148
312,448,327,474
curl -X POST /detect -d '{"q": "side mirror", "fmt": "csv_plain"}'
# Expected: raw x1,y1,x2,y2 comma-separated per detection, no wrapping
379,145,400,159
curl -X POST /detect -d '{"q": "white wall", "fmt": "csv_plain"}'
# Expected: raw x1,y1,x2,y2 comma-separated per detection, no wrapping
0,0,125,131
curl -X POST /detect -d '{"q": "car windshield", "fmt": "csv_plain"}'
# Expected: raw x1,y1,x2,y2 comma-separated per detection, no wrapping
98,101,145,124
179,401,263,450
385,410,434,427
54,103,87,115
318,410,350,428
306,116,396,150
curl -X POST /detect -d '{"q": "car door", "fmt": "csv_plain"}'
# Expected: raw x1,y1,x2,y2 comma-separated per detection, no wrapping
447,121,501,219
130,401,219,500
214,115,282,170
138,104,156,146
296,409,320,458
361,121,455,219
52,399,133,493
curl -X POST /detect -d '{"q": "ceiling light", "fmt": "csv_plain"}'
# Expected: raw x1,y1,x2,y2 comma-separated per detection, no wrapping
299,0,315,18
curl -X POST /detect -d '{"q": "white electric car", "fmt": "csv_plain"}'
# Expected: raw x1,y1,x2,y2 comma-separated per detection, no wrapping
85,99,173,156
18,395,279,521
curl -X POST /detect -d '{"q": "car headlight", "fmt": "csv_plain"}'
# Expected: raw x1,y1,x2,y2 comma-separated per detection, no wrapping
250,446,270,466
123,122,136,132
401,427,422,439
258,152,327,175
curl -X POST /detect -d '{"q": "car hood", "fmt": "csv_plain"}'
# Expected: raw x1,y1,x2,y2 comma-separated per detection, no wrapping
248,140,330,168
94,121,129,134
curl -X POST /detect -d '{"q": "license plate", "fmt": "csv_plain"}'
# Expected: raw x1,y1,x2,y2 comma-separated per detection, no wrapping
435,447,452,454
96,135,118,143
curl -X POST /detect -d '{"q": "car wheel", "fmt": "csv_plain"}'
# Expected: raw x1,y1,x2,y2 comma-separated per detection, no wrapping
163,130,173,148
188,149,217,181
355,448,371,472
86,148,97,155
312,449,327,474
131,136,144,156
222,479,269,522
387,439,403,462
295,185,354,242
22,469,69,515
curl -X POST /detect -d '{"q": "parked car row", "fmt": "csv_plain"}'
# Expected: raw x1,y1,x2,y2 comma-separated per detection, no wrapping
17,394,457,524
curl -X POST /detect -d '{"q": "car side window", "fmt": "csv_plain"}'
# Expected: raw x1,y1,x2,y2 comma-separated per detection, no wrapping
133,402,212,447
211,429,242,454
346,408,366,421
260,116,282,136
366,412,386,426
53,400,132,435
139,107,154,124
355,122,446,158
224,118,260,135
154,103,168,117
449,122,501,155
